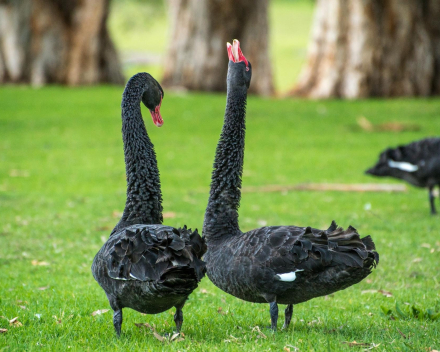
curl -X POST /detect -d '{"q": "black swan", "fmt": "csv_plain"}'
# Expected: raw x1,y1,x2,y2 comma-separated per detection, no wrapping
92,73,206,336
366,137,440,214
203,40,379,331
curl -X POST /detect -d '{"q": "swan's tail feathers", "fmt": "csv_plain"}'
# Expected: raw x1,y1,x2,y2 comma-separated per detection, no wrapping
108,226,207,283
361,235,376,252
327,220,338,233
298,222,379,270
176,227,207,281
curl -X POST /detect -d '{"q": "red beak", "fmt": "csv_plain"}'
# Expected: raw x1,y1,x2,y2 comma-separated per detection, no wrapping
150,96,163,127
226,39,248,67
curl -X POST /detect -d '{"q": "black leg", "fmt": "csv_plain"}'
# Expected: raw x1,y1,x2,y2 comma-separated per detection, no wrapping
174,304,184,332
429,186,437,215
269,302,278,331
113,309,123,337
283,304,293,329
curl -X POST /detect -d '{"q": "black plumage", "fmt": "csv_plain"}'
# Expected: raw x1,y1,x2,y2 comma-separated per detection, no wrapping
366,137,440,214
203,40,379,331
92,73,206,336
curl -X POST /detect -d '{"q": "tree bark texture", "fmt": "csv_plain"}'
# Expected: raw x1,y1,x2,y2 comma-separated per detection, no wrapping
162,0,273,96
292,0,440,98
0,0,124,86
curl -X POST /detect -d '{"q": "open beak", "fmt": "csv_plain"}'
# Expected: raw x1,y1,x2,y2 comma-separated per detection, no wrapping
150,96,163,127
227,39,249,67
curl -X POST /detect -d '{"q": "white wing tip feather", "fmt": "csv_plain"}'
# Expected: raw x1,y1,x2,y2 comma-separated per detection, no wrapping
388,159,418,172
275,269,304,282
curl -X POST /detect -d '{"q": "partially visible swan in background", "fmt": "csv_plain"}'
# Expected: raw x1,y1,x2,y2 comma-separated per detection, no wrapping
366,137,440,214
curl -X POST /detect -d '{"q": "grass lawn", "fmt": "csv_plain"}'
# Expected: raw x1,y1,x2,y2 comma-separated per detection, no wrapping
1,86,440,351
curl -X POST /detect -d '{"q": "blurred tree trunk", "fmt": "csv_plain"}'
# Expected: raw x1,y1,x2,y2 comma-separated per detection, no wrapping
0,0,124,86
292,0,440,98
162,0,273,96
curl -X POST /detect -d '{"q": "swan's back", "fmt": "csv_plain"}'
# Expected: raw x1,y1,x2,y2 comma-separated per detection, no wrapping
385,138,440,164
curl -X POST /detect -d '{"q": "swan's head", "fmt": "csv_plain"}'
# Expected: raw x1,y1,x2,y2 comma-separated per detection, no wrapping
366,149,393,176
226,39,252,89
141,75,165,127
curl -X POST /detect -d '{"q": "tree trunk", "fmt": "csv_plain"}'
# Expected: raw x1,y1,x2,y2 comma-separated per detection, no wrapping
0,0,124,86
162,0,273,96
292,0,440,98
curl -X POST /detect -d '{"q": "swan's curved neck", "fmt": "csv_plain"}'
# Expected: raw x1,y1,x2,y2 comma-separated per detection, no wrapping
203,85,247,243
112,78,163,234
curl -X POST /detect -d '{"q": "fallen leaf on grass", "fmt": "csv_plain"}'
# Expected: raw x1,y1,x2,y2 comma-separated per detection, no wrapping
163,212,176,219
9,317,23,327
170,333,180,341
223,335,241,344
251,326,267,339
153,331,165,342
284,346,299,352
91,309,109,316
37,286,50,291
0,328,7,333
134,322,154,331
307,318,322,326
378,122,420,132
135,322,184,342
217,307,226,315
412,258,422,263
285,345,299,352
31,260,50,266
18,306,27,310
170,333,185,342
357,117,373,131
200,289,208,294
378,290,393,298
342,340,371,348
421,243,431,248
53,312,72,324
356,117,420,133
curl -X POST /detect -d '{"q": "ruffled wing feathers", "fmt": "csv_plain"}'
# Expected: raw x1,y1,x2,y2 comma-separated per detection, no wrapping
108,225,207,282
252,221,379,275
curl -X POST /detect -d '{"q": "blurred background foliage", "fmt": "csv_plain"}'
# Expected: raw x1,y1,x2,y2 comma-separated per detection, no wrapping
109,0,314,93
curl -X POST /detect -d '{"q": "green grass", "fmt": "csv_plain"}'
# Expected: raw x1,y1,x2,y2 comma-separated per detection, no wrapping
109,0,315,93
1,86,440,351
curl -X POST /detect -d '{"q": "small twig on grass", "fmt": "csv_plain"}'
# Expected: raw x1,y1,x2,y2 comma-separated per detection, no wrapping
242,183,407,194
397,329,407,339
